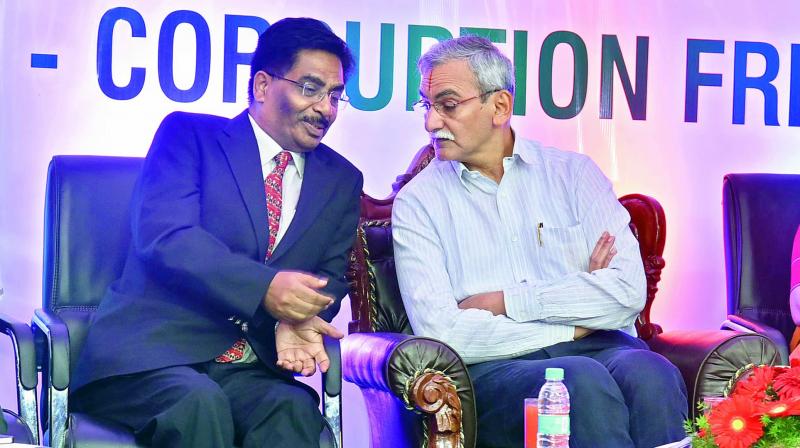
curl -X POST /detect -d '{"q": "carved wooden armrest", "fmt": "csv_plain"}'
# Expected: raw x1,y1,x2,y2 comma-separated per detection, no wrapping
342,332,477,448
407,370,462,447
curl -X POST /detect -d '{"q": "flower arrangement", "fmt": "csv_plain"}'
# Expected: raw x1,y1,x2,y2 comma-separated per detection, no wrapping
686,360,800,448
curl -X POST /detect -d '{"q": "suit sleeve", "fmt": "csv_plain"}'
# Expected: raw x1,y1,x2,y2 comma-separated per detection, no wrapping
131,112,276,322
316,172,363,322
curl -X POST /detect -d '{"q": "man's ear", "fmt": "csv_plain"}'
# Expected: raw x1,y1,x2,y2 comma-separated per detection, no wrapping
252,71,271,103
492,90,514,126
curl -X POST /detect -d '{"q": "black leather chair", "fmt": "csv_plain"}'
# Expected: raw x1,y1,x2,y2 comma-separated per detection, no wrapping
342,145,782,447
31,155,342,448
721,173,800,364
0,312,39,444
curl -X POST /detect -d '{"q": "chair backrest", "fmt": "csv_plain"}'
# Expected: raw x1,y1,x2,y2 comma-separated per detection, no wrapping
723,173,800,344
347,145,667,339
43,155,143,374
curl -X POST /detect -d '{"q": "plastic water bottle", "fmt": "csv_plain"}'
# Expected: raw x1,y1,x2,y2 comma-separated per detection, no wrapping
537,367,570,447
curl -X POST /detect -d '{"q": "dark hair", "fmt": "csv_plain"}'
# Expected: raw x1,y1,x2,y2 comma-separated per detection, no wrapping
248,17,355,103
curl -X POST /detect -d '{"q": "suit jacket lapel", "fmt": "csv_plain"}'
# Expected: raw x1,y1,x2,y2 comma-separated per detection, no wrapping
219,110,270,260
269,146,339,261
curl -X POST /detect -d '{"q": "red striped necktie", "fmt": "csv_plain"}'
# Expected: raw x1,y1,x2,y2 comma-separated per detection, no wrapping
264,151,291,259
216,150,292,363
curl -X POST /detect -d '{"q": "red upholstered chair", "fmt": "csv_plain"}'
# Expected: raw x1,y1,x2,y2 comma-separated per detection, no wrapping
343,144,780,448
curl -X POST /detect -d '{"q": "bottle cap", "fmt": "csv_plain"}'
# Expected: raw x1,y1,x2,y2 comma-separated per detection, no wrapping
545,367,564,381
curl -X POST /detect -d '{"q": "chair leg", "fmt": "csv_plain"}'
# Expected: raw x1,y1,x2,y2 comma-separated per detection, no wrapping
322,389,341,448
322,335,342,448
16,387,39,445
48,387,68,448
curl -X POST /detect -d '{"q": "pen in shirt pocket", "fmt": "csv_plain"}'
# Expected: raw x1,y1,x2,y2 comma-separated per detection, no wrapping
537,222,544,247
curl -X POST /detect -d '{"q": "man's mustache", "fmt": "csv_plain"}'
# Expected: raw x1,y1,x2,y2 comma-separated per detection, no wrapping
303,116,331,129
430,130,455,141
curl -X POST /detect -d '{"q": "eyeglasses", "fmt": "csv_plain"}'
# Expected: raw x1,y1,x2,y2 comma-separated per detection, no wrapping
267,72,349,110
412,89,501,117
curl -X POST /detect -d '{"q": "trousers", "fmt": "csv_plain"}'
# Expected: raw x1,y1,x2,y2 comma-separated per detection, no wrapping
467,330,688,448
71,360,324,448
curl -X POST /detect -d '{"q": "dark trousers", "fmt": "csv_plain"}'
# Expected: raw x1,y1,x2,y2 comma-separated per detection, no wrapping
71,360,324,448
467,330,687,448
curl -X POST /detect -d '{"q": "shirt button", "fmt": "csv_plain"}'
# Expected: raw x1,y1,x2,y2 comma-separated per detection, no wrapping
511,235,519,242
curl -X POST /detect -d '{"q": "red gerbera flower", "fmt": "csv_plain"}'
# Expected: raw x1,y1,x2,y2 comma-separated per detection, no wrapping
708,395,764,448
764,396,800,417
732,366,777,401
773,365,800,399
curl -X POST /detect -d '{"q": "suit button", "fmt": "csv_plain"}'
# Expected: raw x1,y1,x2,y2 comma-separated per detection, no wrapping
241,322,249,333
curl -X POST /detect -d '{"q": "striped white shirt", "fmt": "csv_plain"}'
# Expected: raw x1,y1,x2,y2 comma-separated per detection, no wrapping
392,136,646,364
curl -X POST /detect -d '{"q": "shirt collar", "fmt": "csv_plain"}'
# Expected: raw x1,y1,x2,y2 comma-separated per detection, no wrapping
512,131,539,166
449,128,536,190
247,113,305,178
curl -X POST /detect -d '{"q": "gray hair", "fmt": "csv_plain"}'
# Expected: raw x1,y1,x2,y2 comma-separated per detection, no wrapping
418,35,515,97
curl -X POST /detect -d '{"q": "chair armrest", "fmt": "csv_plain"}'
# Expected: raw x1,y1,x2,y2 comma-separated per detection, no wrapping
722,314,789,364
321,335,341,448
0,312,37,390
647,329,779,419
343,332,476,448
0,312,40,444
323,335,341,397
32,309,71,391
343,333,472,396
32,308,71,448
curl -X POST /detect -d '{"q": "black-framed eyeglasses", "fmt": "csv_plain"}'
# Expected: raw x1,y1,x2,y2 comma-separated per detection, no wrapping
412,89,502,117
267,72,349,110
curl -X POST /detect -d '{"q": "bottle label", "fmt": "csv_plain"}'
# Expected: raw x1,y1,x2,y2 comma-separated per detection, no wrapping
538,415,570,435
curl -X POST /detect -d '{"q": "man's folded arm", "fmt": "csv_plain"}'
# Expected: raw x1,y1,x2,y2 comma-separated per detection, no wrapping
503,156,646,330
392,192,574,364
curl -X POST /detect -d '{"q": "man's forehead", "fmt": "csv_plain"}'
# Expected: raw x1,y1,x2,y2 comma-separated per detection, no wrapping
419,60,476,98
287,50,344,86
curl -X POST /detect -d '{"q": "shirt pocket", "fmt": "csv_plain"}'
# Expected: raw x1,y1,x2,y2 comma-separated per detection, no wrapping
537,223,589,277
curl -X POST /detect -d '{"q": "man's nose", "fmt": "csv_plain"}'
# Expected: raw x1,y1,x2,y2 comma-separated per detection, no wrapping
312,95,335,119
424,107,444,133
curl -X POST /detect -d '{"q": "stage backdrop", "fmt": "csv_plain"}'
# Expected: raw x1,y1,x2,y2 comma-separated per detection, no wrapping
2,1,800,445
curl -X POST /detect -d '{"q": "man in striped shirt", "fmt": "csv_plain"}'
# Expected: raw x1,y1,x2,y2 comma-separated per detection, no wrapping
393,36,687,447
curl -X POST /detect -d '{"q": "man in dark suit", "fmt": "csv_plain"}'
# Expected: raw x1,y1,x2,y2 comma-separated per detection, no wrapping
71,18,362,447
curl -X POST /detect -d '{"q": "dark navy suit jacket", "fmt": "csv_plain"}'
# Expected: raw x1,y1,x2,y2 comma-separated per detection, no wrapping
72,110,363,392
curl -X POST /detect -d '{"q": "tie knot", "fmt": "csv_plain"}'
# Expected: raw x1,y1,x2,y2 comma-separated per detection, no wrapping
274,151,291,171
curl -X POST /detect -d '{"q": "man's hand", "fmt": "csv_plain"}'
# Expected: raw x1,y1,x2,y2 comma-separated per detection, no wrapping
574,326,594,340
458,291,506,316
264,271,334,323
275,317,344,376
589,231,617,272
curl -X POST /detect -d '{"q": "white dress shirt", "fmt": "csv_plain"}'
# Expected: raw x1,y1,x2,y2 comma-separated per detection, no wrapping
392,135,646,364
248,113,304,246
